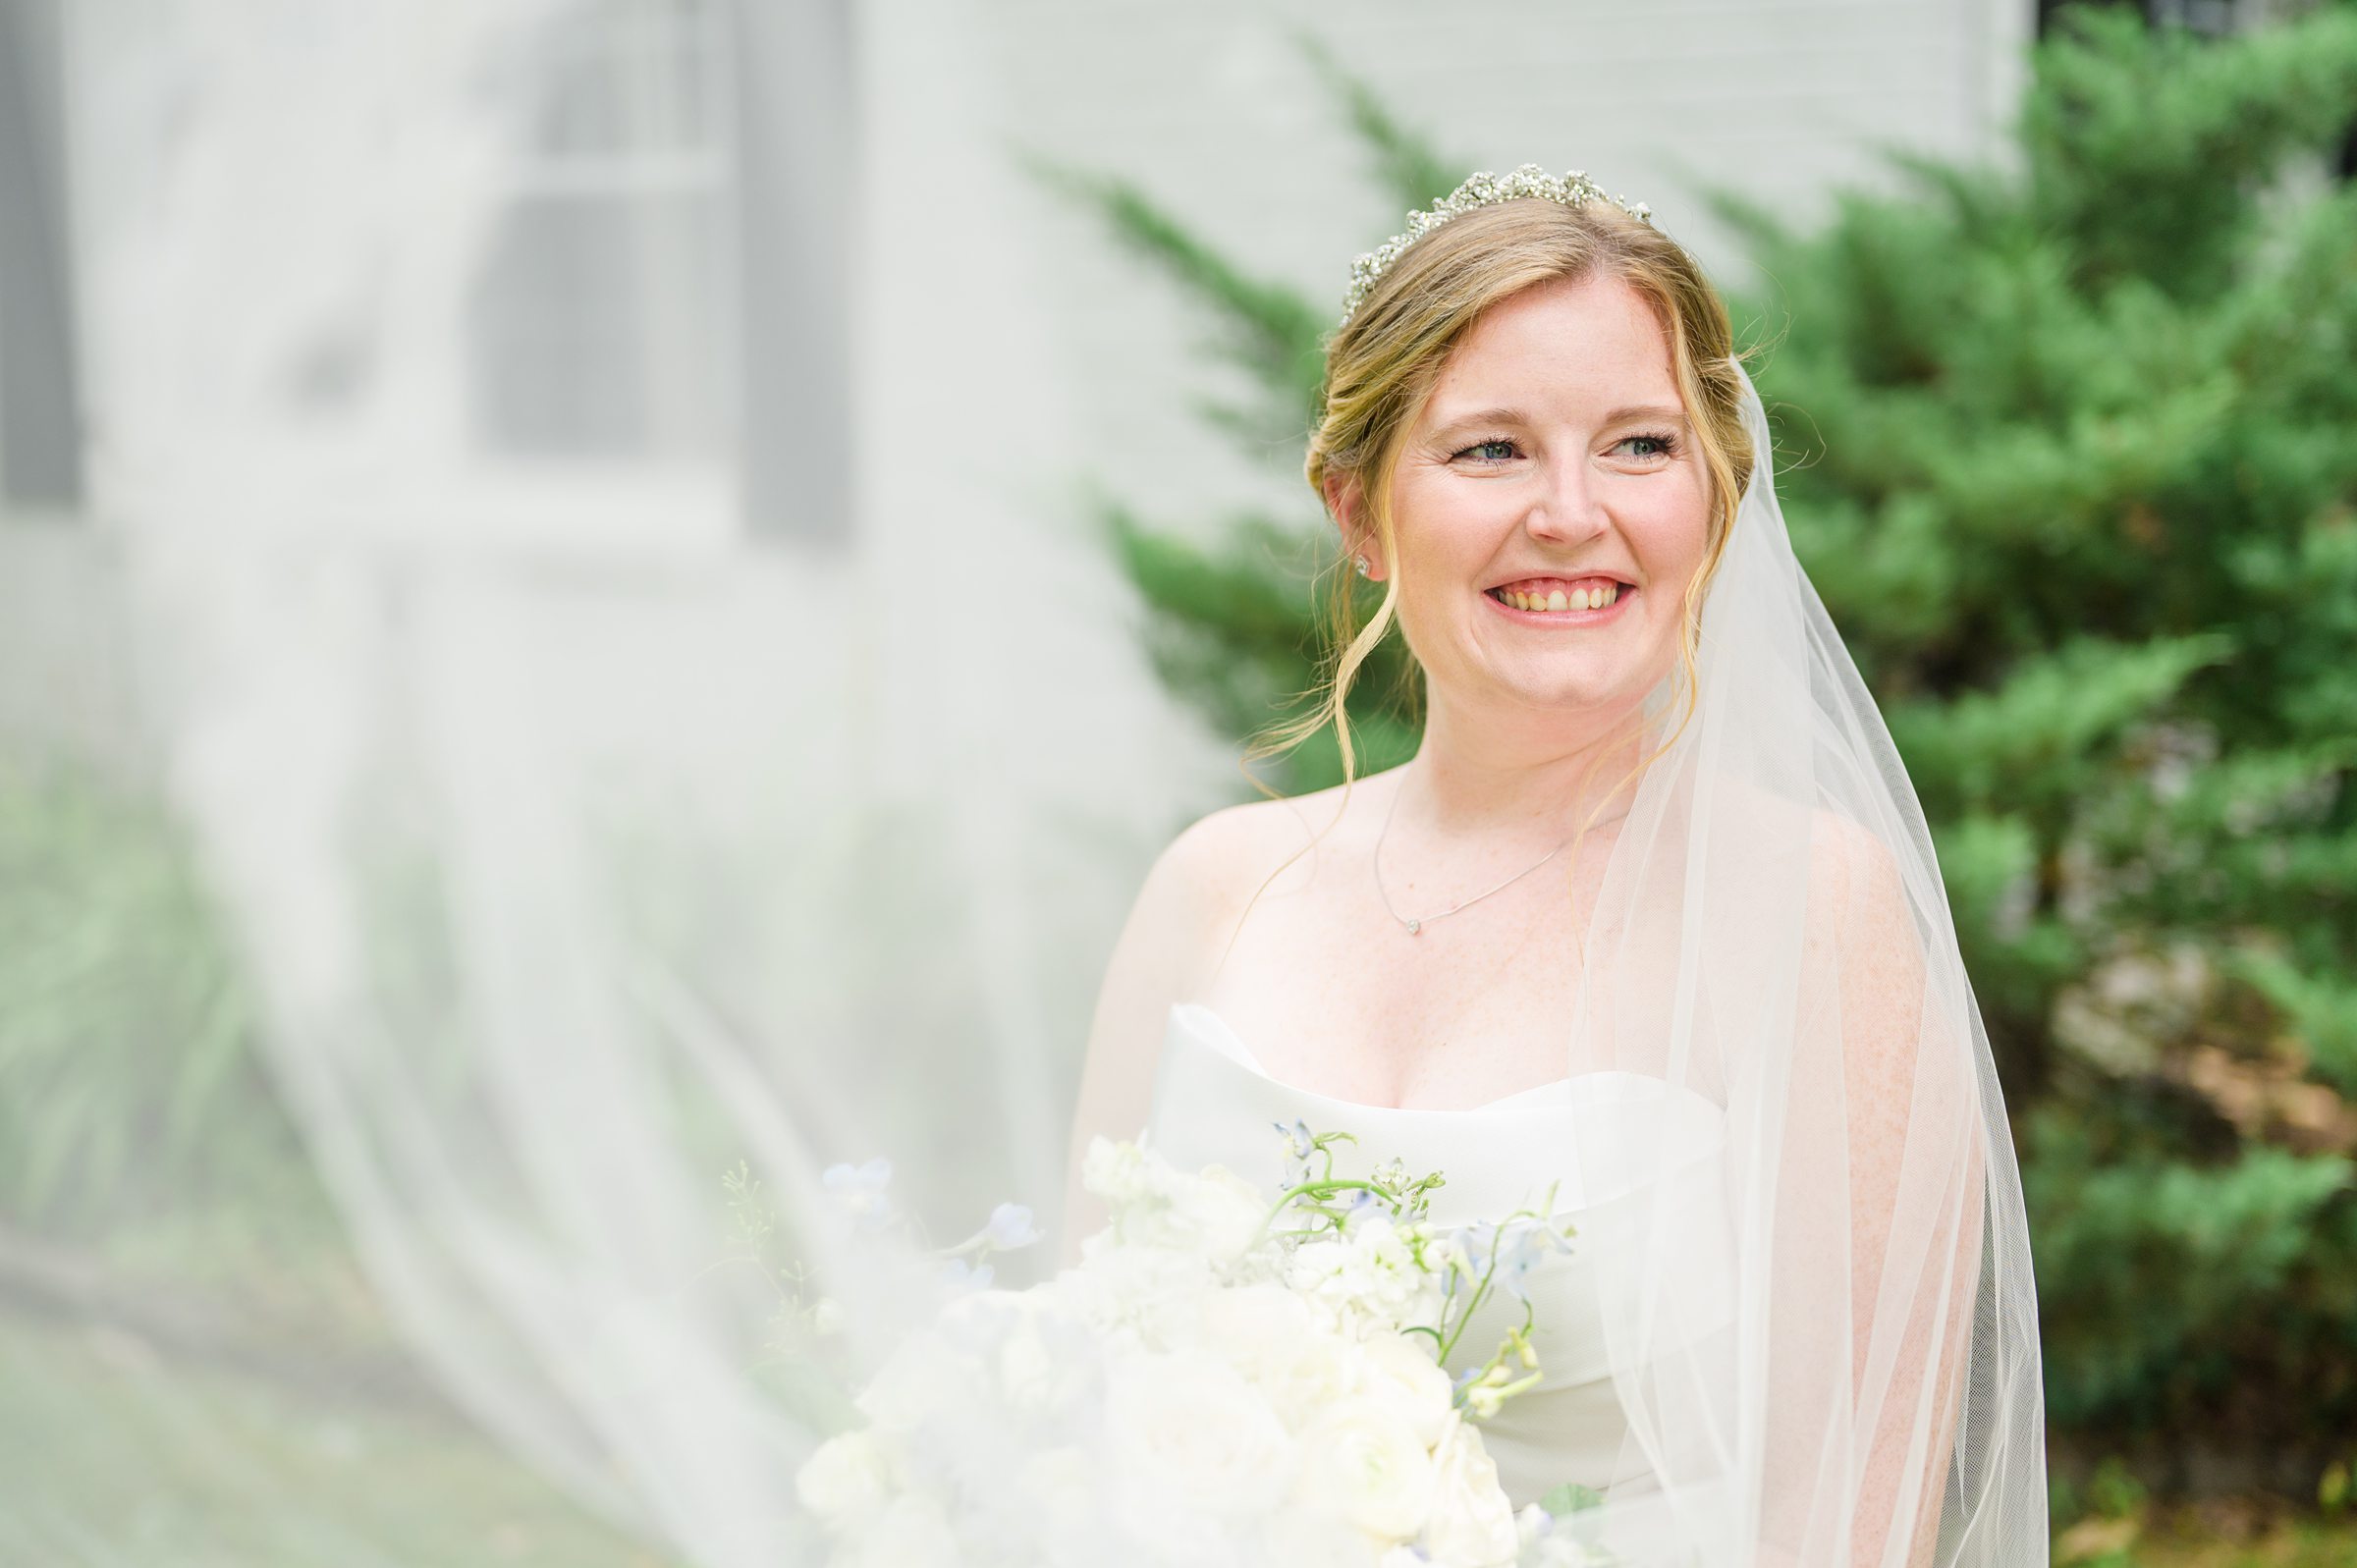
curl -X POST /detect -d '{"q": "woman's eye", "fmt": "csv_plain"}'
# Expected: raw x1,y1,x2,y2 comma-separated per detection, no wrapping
1617,431,1679,460
1453,438,1520,463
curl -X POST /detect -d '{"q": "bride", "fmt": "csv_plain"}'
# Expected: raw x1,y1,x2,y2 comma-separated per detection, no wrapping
1062,167,2048,1567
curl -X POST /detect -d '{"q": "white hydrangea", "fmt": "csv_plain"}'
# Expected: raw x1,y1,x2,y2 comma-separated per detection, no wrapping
1288,1214,1448,1338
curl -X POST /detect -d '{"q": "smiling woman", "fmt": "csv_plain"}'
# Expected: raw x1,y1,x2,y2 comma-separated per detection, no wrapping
1064,167,2047,1566
1377,274,1710,723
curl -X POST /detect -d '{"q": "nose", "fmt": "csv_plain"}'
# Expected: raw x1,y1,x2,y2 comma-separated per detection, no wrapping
1523,453,1612,545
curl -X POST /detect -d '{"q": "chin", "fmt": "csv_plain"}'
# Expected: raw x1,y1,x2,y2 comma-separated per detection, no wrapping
1481,648,1674,718
1511,674,1640,715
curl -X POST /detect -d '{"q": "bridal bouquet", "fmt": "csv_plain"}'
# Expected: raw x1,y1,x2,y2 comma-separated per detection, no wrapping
771,1126,1618,1568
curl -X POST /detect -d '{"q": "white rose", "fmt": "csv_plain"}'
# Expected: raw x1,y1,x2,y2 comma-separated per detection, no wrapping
1271,1335,1369,1432
1082,1134,1159,1210
1258,1506,1390,1568
1294,1394,1437,1543
1015,1443,1103,1556
934,1284,1028,1336
1162,1163,1274,1265
1061,1242,1214,1349
1197,1282,1310,1367
1418,1414,1519,1567
1193,1285,1353,1425
997,1318,1094,1417
1358,1330,1456,1449
794,1428,898,1534
1196,1281,1315,1354
834,1491,959,1568
854,1329,977,1434
1106,1347,1297,1520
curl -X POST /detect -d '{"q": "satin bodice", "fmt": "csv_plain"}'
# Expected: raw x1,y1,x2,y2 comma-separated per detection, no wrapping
1144,1000,1739,1514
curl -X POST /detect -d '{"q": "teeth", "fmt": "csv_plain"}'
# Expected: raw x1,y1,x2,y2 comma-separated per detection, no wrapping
1497,582,1619,612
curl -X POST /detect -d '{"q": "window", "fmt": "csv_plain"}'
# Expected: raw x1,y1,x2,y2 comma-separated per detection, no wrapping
469,0,730,462
0,0,85,512
467,0,856,547
2039,0,2270,37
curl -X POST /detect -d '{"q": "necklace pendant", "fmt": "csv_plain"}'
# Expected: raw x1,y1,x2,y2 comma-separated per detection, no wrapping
1404,918,1421,936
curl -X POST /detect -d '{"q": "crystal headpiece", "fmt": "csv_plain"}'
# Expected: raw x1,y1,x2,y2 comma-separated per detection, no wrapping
1338,162,1655,328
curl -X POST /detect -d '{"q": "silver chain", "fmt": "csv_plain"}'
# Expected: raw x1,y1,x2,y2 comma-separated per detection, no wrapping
1371,769,1629,937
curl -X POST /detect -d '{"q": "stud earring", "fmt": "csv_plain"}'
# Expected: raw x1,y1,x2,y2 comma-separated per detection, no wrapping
1353,554,1372,577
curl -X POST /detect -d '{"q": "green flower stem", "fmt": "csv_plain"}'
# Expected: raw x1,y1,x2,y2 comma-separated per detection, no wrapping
1256,1176,1389,1239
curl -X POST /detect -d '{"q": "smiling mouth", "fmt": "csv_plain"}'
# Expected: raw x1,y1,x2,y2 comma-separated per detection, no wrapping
1484,581,1629,614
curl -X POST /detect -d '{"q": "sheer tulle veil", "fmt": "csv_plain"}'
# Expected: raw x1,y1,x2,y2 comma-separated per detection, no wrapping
28,3,2043,1564
1550,354,2051,1564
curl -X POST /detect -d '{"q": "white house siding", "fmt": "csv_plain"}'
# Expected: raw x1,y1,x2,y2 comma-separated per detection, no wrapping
0,1,2034,793
980,0,2034,530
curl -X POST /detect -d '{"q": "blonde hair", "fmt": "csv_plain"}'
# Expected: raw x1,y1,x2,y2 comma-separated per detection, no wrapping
1222,195,1760,971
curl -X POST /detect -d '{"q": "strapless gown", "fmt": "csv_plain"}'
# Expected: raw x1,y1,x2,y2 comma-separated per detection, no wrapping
1145,1000,1741,1529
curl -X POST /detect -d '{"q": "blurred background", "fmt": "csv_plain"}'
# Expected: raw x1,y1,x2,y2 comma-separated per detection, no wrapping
1,0,2353,1563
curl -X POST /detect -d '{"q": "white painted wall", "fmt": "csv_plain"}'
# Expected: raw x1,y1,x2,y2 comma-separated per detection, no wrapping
0,521,145,778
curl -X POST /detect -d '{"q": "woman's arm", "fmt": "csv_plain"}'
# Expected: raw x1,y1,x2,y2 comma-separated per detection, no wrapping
1830,824,1984,1568
1751,816,1985,1568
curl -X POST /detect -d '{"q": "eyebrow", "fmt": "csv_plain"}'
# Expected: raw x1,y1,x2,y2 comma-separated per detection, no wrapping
1426,403,1686,438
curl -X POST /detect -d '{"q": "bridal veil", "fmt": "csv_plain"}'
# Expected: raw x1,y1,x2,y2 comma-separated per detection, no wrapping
24,2,2044,1564
1552,354,2050,1565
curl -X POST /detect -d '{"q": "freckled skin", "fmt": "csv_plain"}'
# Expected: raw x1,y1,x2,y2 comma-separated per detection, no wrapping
1153,272,1722,1107
1063,269,1727,1239
1377,272,1711,723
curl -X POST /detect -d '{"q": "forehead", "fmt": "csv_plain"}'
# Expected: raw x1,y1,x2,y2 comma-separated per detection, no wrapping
1422,273,1677,421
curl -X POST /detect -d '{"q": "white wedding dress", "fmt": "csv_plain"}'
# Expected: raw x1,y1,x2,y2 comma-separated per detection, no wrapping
1147,1000,1743,1536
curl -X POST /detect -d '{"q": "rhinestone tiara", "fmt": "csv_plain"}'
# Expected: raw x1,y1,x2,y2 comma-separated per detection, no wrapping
1338,162,1654,328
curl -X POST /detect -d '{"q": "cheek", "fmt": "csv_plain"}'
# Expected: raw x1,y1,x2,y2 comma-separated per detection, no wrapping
1392,490,1498,588
1638,483,1714,580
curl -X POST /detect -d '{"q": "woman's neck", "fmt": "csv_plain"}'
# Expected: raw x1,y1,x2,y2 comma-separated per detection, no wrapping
1406,691,1653,838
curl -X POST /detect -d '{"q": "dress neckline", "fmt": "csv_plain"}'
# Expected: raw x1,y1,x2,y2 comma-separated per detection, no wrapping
1168,1000,1619,1117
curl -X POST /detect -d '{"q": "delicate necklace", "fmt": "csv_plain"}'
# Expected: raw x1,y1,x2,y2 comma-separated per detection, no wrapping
1372,772,1630,937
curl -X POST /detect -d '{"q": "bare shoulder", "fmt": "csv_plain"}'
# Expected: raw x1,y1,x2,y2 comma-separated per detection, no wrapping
1105,776,1382,1014
1166,785,1349,900
1057,786,1347,1260
1805,806,1916,950
1804,806,1949,1110
1123,790,1323,978
1084,795,1314,1039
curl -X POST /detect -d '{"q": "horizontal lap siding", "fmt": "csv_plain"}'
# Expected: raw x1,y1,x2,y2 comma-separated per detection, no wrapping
980,0,2028,526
